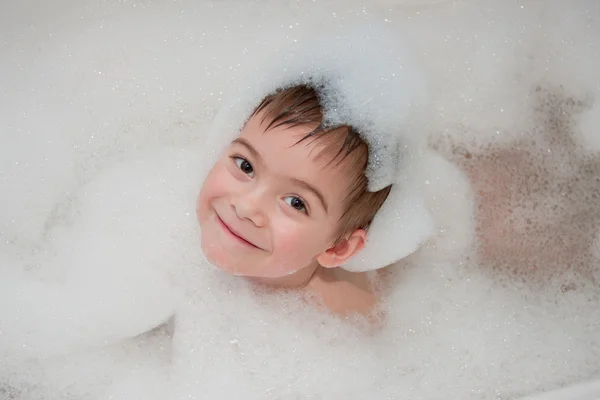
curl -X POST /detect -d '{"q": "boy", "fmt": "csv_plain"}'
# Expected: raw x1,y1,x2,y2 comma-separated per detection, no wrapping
196,84,392,316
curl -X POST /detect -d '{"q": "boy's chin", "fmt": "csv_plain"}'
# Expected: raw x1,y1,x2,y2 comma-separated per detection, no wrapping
204,253,306,280
202,245,239,275
201,241,314,279
201,245,254,277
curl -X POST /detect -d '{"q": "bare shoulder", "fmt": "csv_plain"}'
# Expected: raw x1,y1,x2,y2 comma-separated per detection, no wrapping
304,267,378,317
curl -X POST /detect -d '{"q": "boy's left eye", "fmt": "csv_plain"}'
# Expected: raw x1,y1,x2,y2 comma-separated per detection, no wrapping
284,196,307,214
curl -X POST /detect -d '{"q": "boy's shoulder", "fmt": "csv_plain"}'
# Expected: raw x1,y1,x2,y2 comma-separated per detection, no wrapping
304,267,377,316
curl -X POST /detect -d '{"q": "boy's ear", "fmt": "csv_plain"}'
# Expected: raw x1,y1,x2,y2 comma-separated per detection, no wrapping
317,229,367,269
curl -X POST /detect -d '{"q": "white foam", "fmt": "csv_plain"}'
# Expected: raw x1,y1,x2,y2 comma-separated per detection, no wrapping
578,98,600,152
1,0,600,399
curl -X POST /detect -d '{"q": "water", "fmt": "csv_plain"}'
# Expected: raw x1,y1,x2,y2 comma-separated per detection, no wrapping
1,0,599,399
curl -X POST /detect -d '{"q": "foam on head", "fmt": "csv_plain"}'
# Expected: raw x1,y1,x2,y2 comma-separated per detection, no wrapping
1,0,600,399
202,22,429,193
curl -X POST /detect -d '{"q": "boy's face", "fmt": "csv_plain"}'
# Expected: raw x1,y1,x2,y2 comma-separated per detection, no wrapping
197,112,354,279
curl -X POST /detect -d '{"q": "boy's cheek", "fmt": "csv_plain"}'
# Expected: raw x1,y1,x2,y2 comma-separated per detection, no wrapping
274,230,323,264
196,181,224,219
196,194,208,226
203,166,235,198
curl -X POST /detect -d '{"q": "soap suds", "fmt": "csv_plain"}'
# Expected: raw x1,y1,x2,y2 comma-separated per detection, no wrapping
1,0,599,399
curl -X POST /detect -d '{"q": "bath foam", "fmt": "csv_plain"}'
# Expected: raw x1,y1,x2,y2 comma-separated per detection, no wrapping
578,98,600,152
1,0,600,400
0,147,204,360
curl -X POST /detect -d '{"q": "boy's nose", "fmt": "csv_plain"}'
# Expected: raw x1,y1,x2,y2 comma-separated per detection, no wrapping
230,190,267,228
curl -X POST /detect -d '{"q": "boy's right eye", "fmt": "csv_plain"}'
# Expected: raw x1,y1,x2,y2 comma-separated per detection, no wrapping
233,156,254,177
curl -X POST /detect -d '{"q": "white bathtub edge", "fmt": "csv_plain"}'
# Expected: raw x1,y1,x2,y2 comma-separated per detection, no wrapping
520,379,600,400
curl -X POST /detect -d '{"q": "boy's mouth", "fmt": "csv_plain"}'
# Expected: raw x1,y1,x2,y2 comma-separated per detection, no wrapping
216,214,261,250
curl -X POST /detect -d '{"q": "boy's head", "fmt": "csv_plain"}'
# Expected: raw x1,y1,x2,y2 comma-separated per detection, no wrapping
197,84,391,281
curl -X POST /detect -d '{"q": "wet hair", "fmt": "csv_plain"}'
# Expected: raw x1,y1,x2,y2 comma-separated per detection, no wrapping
251,84,392,242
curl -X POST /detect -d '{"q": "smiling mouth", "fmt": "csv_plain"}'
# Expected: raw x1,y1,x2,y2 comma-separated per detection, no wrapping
216,214,261,249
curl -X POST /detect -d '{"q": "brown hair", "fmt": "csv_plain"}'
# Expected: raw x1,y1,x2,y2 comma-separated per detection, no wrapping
251,84,392,242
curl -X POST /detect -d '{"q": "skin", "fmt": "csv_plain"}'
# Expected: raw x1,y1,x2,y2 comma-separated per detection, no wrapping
196,110,378,316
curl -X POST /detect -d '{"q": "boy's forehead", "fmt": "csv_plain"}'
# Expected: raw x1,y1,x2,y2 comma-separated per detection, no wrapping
239,112,355,180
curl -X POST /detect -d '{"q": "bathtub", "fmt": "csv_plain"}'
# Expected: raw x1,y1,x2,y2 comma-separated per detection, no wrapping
0,0,600,400
521,380,600,400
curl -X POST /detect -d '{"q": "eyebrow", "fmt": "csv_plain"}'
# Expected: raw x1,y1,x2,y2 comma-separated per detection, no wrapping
231,138,329,212
233,138,262,162
290,177,329,212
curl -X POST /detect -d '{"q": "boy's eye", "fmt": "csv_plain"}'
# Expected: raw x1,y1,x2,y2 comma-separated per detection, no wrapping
284,196,307,214
234,157,254,177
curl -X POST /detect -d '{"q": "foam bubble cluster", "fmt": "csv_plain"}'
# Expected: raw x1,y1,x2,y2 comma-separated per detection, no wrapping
1,0,600,399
